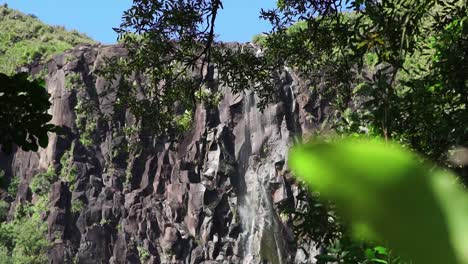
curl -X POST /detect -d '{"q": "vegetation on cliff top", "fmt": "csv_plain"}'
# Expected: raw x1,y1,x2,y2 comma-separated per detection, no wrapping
0,4,92,154
0,4,95,75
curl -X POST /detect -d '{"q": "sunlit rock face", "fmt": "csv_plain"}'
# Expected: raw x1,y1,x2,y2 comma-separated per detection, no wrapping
0,44,331,263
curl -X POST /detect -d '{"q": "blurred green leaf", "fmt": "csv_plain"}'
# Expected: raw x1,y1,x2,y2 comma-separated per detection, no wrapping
289,137,466,264
374,246,388,255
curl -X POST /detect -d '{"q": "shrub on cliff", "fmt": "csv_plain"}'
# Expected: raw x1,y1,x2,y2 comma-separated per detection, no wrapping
0,201,49,264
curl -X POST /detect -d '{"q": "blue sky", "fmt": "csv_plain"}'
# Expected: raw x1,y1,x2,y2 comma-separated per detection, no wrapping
0,0,276,44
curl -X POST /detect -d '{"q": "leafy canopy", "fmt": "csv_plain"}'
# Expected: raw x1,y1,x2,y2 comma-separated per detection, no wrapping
107,0,283,136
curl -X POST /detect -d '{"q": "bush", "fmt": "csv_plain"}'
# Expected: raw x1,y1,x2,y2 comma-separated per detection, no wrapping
174,110,193,133
0,201,9,222
71,199,84,214
10,215,48,264
30,167,57,196
0,5,95,74
0,245,11,264
60,144,78,190
7,176,19,198
252,34,267,46
0,202,49,264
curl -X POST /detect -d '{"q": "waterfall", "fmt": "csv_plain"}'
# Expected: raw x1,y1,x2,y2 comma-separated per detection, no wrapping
236,86,292,264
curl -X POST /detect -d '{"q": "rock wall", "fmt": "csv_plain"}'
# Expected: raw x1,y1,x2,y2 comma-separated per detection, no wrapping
0,44,330,264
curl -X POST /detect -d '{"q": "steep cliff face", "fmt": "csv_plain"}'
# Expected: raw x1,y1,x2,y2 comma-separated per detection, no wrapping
0,44,330,263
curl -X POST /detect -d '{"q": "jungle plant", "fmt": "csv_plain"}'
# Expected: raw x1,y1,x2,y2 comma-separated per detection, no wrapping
174,110,193,133
0,200,49,263
137,245,150,262
30,166,57,196
60,143,78,190
71,199,84,215
7,176,19,198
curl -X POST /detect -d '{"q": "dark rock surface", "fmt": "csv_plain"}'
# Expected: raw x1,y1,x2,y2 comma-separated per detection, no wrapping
0,44,330,263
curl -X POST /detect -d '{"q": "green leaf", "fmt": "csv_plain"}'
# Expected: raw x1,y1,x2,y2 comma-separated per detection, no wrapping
37,79,46,88
288,137,465,264
372,259,388,264
365,248,375,259
374,246,388,256
37,132,48,148
357,40,369,50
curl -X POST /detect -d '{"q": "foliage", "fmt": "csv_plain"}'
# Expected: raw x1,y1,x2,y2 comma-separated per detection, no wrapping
107,0,283,137
251,34,267,46
137,245,150,262
0,4,95,75
79,121,96,148
71,199,84,215
0,73,62,154
30,167,57,196
0,246,10,264
282,174,405,264
60,143,78,190
289,137,468,264
0,4,87,154
0,0,463,262
99,217,110,226
279,187,340,248
7,176,19,198
315,238,405,264
64,72,82,91
0,201,49,263
174,110,193,133
107,0,219,135
391,3,468,164
0,11,88,261
74,91,98,148
194,86,222,107
0,165,54,263
9,215,49,264
261,2,467,259
0,201,8,222
259,0,467,164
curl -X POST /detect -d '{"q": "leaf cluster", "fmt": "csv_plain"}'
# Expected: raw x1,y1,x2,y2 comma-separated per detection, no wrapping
109,0,289,136
0,73,62,154
0,168,52,264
